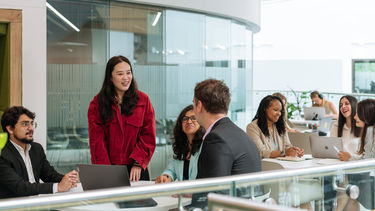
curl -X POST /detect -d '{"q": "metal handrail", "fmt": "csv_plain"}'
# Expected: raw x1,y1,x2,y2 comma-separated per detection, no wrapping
251,90,375,98
0,159,375,210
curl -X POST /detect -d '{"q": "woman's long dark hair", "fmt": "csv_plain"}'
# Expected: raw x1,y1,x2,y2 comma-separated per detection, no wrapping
97,56,139,124
172,105,205,160
337,95,361,137
357,99,375,154
253,95,286,137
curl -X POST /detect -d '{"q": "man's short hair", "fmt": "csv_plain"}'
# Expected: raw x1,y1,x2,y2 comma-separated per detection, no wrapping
1,106,35,134
194,79,231,114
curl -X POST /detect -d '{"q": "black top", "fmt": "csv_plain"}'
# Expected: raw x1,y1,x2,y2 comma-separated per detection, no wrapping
197,117,261,178
183,159,190,180
0,141,64,198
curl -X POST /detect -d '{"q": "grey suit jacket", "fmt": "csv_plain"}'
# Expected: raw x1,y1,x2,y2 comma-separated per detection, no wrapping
197,117,261,179
0,141,63,198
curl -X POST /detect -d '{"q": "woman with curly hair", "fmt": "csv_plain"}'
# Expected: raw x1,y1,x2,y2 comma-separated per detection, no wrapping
247,95,304,158
156,105,205,183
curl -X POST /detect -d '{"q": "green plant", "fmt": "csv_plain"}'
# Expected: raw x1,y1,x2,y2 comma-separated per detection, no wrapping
286,90,310,119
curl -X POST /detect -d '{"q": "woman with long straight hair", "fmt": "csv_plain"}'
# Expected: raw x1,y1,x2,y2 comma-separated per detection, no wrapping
88,55,156,181
347,99,375,211
330,95,362,161
330,95,362,211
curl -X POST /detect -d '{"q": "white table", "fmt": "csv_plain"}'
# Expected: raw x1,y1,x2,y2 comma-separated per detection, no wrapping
262,155,344,171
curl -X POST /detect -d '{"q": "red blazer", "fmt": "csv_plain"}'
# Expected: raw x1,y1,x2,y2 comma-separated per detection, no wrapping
87,91,156,170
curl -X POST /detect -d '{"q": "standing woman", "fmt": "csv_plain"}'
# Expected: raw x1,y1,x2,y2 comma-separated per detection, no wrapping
88,55,156,181
330,95,362,161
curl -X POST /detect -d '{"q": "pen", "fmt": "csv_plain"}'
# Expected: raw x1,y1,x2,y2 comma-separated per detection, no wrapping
333,146,340,153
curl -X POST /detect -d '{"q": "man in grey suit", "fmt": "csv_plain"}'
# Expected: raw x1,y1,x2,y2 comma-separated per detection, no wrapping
193,78,261,178
188,79,261,209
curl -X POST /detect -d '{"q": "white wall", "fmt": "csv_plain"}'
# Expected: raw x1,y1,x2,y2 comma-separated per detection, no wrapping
254,0,375,93
0,0,47,149
123,0,260,32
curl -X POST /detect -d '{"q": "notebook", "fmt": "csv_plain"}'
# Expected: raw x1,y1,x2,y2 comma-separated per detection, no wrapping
309,136,343,159
77,164,157,208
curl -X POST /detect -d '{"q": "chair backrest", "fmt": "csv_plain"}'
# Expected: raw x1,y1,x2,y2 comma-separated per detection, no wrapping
261,160,284,171
288,132,317,154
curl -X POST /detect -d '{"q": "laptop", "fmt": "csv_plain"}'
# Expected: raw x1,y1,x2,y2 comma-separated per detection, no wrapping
301,117,333,136
318,117,333,134
309,136,343,159
303,107,326,120
77,164,157,208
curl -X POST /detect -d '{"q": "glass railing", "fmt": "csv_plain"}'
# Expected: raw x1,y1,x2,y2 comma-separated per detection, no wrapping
46,90,375,179
0,159,374,211
207,193,306,211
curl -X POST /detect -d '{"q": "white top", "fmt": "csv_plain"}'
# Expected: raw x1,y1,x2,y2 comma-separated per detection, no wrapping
10,139,36,183
363,126,375,159
329,122,361,160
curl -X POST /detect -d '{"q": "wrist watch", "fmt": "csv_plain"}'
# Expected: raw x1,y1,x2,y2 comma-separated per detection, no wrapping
281,150,285,157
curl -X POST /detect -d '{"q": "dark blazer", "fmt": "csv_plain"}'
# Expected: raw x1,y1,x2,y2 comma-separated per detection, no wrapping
0,141,64,198
197,117,261,178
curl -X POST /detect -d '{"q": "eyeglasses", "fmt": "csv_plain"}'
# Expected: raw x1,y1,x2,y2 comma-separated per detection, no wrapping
182,116,197,123
19,121,37,129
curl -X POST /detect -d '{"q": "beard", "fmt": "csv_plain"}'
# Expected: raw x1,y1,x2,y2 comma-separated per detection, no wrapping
20,138,33,144
14,133,34,144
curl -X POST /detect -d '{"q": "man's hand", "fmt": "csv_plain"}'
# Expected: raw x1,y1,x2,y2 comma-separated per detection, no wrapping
58,170,79,192
155,174,172,183
129,166,142,182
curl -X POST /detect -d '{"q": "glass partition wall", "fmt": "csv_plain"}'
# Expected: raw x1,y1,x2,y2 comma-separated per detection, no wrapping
46,0,254,176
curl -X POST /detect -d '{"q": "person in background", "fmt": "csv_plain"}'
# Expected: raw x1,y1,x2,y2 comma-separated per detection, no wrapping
329,96,362,211
88,55,156,182
310,91,338,119
155,105,204,183
272,92,300,133
0,106,79,198
247,95,304,158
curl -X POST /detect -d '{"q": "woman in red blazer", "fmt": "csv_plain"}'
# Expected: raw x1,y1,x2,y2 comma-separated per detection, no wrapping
87,55,156,181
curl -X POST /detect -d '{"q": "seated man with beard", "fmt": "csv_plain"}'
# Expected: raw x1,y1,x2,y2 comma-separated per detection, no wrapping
0,106,79,198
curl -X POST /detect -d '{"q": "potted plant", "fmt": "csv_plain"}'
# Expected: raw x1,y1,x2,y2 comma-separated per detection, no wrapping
286,89,310,119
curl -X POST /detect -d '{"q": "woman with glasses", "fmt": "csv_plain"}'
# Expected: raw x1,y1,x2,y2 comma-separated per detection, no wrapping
88,55,156,182
156,105,205,183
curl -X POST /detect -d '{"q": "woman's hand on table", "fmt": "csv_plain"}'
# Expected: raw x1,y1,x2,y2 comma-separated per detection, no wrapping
155,174,172,183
